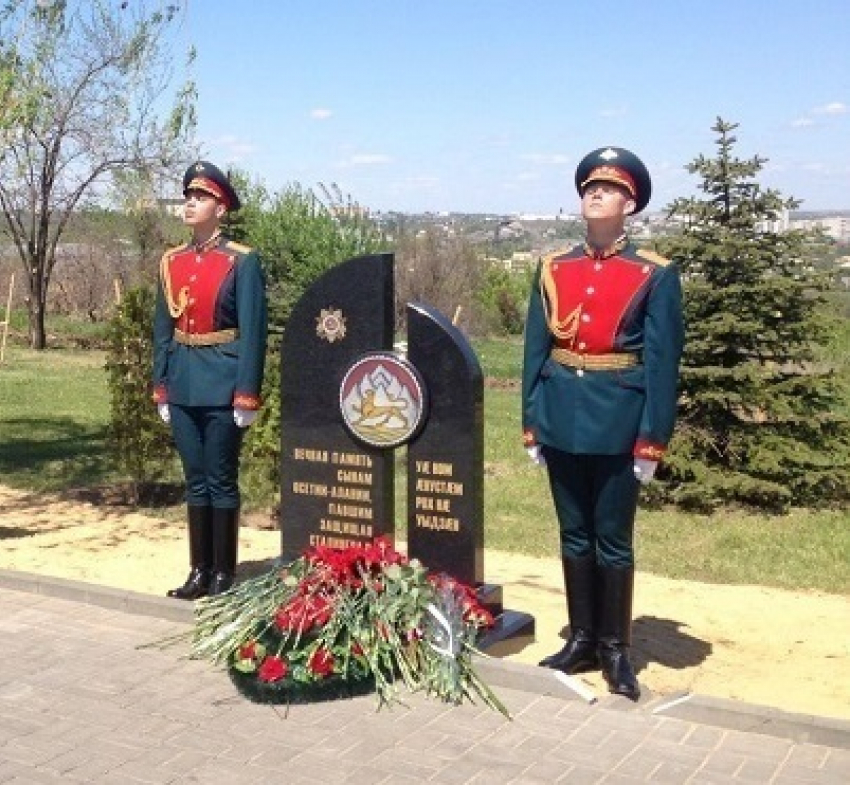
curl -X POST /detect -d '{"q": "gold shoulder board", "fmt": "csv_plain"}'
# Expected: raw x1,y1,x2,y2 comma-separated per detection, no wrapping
636,248,672,267
225,240,253,254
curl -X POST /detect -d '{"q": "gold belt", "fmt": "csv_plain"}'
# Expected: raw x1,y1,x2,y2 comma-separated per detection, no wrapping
173,328,238,346
551,347,638,371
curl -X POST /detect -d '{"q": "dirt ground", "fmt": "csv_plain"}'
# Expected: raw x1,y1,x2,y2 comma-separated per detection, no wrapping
1,483,848,721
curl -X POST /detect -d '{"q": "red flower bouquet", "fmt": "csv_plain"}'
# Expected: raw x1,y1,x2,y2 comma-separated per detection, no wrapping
187,537,506,714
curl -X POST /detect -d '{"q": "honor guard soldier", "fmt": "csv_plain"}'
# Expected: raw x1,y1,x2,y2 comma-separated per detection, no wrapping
153,161,268,599
522,147,684,700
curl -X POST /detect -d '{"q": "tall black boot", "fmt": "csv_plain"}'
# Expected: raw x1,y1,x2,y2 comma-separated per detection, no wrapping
208,507,239,596
597,564,640,701
539,553,599,673
167,505,212,600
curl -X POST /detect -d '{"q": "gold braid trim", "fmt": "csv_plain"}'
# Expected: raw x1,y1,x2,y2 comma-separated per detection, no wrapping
540,250,581,343
225,240,252,254
159,245,190,319
636,247,672,267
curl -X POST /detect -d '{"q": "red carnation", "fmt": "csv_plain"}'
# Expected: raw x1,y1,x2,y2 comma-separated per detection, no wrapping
307,647,335,678
238,641,258,660
258,656,288,683
275,593,335,633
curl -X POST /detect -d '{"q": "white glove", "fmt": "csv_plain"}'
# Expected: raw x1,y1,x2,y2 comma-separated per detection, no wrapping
634,458,658,484
234,407,258,428
157,403,171,424
526,445,546,466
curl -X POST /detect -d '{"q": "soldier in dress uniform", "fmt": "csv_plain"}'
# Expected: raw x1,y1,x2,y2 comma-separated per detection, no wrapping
522,146,684,700
153,161,268,599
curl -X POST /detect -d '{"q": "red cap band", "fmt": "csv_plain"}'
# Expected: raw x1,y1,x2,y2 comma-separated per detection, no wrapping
185,176,230,209
581,165,637,198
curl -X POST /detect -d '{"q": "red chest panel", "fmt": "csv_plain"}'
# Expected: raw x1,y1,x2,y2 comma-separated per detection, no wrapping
167,248,235,332
549,254,652,352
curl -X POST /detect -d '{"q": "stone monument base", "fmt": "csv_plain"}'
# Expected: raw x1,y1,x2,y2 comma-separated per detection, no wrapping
475,583,536,657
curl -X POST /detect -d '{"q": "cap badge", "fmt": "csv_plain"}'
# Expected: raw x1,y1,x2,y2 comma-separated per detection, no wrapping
600,148,618,161
194,162,205,172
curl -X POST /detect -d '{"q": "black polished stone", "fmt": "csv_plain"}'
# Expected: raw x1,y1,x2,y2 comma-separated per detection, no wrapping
405,303,484,587
279,254,395,562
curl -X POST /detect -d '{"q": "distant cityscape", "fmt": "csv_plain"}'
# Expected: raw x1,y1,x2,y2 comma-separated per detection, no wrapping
377,209,850,242
367,208,850,277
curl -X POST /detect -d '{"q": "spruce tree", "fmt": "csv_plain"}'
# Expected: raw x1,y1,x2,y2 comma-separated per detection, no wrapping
655,118,850,512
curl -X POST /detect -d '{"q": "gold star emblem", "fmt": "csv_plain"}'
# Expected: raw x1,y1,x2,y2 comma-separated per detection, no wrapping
316,307,347,343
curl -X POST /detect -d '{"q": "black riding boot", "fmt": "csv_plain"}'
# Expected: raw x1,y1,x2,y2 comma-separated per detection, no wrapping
208,507,239,596
539,553,599,673
167,505,212,600
597,564,640,701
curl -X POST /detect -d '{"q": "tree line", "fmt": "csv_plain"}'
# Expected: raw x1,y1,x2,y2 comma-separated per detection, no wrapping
3,3,848,513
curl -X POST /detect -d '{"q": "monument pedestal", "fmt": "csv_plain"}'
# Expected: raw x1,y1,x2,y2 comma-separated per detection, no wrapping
475,583,536,657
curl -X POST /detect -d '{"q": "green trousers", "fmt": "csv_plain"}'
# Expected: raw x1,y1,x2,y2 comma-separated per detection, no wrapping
543,447,639,567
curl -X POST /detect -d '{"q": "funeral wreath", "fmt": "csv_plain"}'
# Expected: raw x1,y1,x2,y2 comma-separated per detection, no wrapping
169,537,508,716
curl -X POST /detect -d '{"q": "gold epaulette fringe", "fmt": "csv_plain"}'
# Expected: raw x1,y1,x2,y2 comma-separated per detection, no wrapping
539,246,581,342
160,243,190,318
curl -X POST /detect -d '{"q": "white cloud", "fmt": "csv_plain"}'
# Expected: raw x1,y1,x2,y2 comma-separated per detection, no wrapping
404,175,440,187
813,101,847,115
600,106,628,118
791,117,815,128
310,108,333,120
348,154,392,165
204,135,258,161
520,153,570,165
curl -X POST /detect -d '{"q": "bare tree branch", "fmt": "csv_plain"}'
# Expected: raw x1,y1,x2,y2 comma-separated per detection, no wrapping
0,0,195,348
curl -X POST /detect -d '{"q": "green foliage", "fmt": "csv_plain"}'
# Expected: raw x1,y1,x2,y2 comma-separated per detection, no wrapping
393,227,489,334
654,118,850,511
234,178,387,501
475,264,532,336
235,177,386,329
104,285,175,497
239,335,283,505
0,0,195,349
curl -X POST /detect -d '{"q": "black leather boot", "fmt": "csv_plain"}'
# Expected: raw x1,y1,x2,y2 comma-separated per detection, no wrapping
208,507,239,596
597,564,640,701
167,505,212,600
539,553,599,673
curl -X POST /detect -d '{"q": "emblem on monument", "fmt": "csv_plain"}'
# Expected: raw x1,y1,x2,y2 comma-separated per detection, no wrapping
339,353,427,448
316,307,347,343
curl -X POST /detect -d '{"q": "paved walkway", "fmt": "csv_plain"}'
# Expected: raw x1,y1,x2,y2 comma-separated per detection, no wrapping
0,571,848,784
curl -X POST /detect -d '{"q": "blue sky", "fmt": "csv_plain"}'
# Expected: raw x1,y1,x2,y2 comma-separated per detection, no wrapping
182,1,849,215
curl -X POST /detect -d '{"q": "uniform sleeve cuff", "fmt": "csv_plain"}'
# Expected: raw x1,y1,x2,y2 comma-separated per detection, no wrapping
522,429,536,447
152,385,167,404
634,440,666,460
233,392,262,410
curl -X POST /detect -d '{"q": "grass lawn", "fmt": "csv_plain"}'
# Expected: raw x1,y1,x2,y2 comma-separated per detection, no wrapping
1,339,848,594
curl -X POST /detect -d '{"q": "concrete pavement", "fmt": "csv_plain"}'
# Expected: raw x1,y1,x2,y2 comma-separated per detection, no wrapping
0,569,848,784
